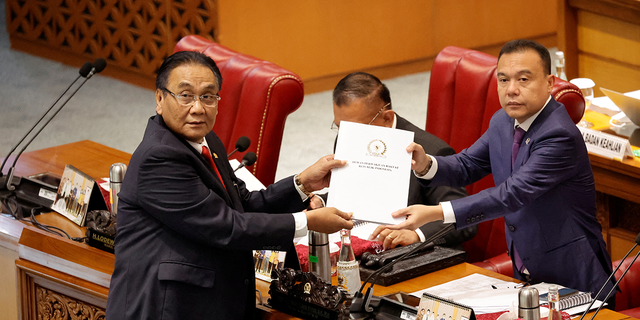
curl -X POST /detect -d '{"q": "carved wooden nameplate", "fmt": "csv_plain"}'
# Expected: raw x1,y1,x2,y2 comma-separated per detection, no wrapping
269,268,351,320
36,284,105,320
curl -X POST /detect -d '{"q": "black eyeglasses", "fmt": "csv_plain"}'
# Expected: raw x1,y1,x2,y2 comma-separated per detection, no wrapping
161,88,221,107
331,102,391,131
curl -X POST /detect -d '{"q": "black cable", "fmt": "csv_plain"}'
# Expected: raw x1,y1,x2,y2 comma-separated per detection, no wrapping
30,208,69,239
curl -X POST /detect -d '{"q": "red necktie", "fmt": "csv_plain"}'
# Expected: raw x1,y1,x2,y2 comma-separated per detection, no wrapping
202,145,227,192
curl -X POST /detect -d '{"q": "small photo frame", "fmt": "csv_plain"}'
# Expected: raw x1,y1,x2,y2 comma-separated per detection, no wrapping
417,292,475,320
52,165,100,226
254,249,286,282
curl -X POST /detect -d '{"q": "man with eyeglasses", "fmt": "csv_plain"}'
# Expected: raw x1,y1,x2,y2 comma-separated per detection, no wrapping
328,72,476,250
106,51,354,320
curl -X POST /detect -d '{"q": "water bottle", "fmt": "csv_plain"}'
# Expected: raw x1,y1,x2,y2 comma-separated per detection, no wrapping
337,229,361,296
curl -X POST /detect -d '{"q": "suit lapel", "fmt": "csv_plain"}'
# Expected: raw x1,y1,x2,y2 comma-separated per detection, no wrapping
512,98,559,171
205,135,244,209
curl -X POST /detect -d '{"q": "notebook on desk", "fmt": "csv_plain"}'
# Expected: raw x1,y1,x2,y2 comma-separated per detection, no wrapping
600,88,640,126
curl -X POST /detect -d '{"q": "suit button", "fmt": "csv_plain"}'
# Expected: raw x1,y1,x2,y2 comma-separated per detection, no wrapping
508,225,516,232
245,279,249,285
276,246,281,250
480,214,485,219
466,218,471,224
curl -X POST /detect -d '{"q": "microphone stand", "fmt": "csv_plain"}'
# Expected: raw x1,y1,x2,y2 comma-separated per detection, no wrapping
578,232,640,320
0,62,93,186
2,71,98,191
351,223,456,314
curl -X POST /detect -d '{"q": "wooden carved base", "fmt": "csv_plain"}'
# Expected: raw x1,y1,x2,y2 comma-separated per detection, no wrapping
36,284,105,320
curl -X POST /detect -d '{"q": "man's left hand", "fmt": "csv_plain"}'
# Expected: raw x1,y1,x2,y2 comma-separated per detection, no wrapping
299,155,347,191
369,226,420,250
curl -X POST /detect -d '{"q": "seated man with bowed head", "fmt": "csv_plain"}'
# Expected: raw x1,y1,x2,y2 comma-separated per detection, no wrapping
106,51,353,320
377,39,615,299
331,72,476,250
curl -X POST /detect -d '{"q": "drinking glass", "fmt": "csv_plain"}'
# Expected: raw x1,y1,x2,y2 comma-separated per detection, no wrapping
570,78,595,128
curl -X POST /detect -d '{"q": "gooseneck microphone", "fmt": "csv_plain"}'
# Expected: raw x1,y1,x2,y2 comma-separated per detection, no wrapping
1,58,106,194
0,61,93,186
578,232,640,320
227,136,251,158
234,152,257,172
350,223,456,314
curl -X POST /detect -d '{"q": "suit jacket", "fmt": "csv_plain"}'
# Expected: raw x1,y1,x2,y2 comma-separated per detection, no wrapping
424,98,614,294
395,115,476,247
106,115,308,320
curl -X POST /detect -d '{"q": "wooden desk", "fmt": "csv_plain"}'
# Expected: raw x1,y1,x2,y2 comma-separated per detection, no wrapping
0,140,129,320
256,263,633,320
1,141,636,320
582,111,640,261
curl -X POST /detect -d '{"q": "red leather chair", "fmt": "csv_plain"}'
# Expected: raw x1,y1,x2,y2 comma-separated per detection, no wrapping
426,46,585,270
613,257,640,317
174,35,304,185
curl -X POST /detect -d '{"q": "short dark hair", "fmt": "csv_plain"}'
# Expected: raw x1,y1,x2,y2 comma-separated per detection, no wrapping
155,51,223,91
498,39,551,75
333,72,391,108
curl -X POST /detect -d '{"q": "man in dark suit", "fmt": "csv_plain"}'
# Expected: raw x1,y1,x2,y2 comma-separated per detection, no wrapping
106,51,353,319
381,40,614,296
330,72,476,250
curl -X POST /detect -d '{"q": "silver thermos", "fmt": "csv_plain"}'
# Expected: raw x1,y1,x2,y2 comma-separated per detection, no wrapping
109,163,127,215
308,231,331,282
518,286,540,320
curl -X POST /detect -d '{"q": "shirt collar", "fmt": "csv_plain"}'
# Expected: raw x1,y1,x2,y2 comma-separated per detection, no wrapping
514,95,552,131
187,139,210,154
391,112,397,129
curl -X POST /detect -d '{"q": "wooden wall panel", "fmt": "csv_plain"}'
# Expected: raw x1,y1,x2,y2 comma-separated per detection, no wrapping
579,54,640,95
609,228,640,261
7,0,557,92
217,0,557,93
559,0,640,94
577,11,640,66
6,0,219,89
217,1,434,81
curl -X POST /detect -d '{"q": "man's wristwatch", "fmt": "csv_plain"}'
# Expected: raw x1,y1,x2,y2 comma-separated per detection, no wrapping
294,174,312,197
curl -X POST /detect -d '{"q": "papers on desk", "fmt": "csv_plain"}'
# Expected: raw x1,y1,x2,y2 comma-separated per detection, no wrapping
412,273,521,314
327,121,414,224
530,282,606,316
410,273,605,316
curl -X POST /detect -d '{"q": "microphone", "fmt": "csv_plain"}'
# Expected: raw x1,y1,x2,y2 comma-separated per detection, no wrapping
579,232,640,320
227,136,251,158
0,61,94,183
234,152,257,172
109,163,127,216
87,58,107,78
351,223,456,313
0,58,106,210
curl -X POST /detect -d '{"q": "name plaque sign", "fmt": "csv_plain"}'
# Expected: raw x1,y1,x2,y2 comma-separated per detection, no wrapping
578,126,633,160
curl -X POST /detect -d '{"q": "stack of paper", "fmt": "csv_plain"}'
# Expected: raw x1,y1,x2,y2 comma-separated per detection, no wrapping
411,273,521,314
